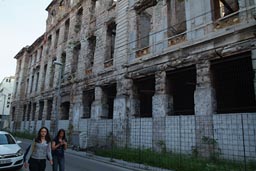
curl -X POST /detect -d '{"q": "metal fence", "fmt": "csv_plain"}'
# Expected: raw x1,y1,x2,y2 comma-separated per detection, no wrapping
68,113,256,171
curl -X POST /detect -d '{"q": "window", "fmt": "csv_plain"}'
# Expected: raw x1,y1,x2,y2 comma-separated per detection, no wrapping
87,36,96,69
61,52,66,78
134,77,155,117
0,134,15,145
82,90,95,118
212,0,239,20
50,59,56,88
22,105,26,121
38,101,44,120
167,0,186,37
46,99,53,120
211,53,256,113
105,22,116,67
167,66,196,115
30,75,34,93
64,19,70,41
72,43,81,73
46,35,52,54
61,102,70,120
55,29,60,48
137,8,152,49
75,8,83,33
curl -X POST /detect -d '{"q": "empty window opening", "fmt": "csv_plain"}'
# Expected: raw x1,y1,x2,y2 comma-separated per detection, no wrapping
61,52,66,78
46,99,53,120
105,22,116,65
39,46,43,60
137,7,153,49
167,0,186,37
50,60,56,88
32,103,36,121
61,102,70,120
42,64,47,91
90,0,97,21
25,79,29,96
11,107,15,121
64,19,70,41
87,36,96,69
103,85,116,119
27,103,31,121
82,90,95,118
72,43,81,73
30,75,34,93
47,35,52,54
38,101,44,120
35,70,40,92
55,29,60,48
211,53,256,113
167,66,196,115
75,8,83,33
212,0,239,20
135,77,155,117
22,105,26,121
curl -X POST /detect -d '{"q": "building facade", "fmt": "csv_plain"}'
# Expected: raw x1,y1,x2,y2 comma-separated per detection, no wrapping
0,76,15,129
11,0,256,161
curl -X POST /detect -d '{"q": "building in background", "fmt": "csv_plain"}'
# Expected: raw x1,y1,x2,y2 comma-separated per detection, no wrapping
0,76,15,129
10,0,256,169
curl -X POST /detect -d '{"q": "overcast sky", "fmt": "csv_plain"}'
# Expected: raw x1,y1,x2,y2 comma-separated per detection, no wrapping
0,0,52,81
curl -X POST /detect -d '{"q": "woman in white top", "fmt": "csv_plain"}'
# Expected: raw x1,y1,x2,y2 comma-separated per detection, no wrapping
24,127,53,171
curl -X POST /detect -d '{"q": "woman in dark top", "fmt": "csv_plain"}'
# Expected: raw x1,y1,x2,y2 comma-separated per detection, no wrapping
52,129,67,171
24,126,53,171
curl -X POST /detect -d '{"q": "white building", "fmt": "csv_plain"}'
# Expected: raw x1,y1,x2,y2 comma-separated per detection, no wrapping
0,76,15,129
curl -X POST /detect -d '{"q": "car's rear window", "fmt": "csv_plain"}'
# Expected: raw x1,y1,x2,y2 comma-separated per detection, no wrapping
0,134,16,145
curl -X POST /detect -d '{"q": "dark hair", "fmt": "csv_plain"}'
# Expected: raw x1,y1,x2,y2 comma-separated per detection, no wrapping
55,129,66,140
35,127,51,143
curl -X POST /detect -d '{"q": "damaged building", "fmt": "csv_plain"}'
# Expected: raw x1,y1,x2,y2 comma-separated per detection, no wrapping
11,0,256,163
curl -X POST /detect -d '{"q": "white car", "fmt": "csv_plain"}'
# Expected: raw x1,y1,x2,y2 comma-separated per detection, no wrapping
0,131,23,171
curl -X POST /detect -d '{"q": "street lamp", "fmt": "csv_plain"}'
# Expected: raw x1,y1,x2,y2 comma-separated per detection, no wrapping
53,60,63,136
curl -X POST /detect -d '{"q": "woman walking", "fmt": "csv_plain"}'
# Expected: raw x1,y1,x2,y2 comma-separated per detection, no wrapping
52,129,67,171
24,126,53,171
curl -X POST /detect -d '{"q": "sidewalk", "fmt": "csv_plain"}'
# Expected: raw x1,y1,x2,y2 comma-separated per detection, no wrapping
19,138,171,171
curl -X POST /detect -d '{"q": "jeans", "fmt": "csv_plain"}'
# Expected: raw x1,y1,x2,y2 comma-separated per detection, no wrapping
52,155,65,171
29,158,46,171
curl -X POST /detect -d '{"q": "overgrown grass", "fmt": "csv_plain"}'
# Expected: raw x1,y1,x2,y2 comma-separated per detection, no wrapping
94,147,256,171
11,130,36,140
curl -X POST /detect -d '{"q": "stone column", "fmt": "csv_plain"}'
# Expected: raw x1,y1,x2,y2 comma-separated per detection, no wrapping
33,101,40,133
50,96,58,135
71,93,83,131
194,60,217,158
113,78,134,147
152,71,172,152
42,99,48,127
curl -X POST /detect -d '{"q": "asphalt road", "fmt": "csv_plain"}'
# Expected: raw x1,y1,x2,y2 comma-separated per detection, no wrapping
18,139,140,171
